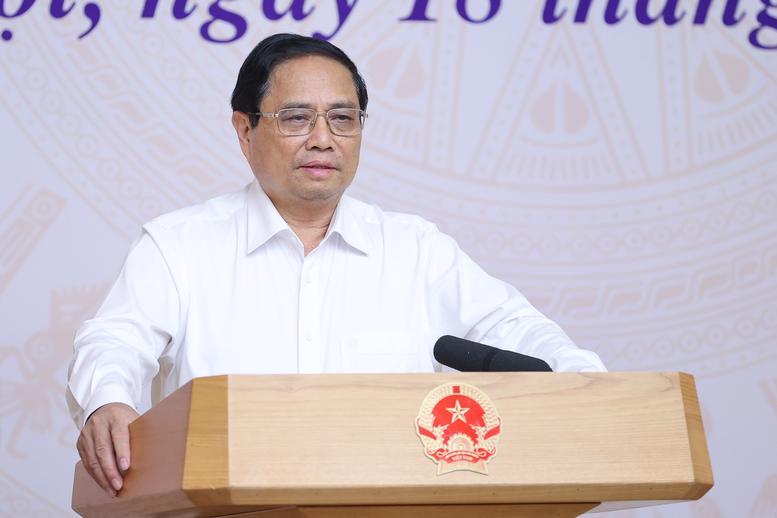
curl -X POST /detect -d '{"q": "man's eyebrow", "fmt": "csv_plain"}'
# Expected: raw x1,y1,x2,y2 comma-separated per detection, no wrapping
329,101,358,109
278,100,359,110
279,101,314,109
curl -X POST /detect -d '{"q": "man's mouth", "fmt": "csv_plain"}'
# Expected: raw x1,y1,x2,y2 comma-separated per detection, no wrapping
299,161,337,178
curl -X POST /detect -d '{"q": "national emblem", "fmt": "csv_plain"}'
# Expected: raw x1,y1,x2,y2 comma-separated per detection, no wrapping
415,383,502,475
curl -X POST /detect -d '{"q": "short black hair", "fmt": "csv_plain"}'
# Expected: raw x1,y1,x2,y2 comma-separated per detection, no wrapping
231,33,368,127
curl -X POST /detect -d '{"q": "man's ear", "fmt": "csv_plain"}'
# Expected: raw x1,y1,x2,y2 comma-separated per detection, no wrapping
231,111,253,160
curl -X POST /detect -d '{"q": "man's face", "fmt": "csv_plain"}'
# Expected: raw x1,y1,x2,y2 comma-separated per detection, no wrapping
234,55,362,211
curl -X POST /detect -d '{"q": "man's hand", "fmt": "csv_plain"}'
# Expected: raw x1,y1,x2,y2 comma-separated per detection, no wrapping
76,402,139,497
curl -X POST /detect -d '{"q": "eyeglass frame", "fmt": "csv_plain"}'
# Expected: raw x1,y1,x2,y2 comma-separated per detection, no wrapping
248,107,368,137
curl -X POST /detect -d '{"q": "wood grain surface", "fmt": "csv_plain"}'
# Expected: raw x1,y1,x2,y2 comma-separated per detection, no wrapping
72,372,713,517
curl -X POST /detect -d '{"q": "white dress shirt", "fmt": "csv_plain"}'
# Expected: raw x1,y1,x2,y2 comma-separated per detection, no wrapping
67,181,606,428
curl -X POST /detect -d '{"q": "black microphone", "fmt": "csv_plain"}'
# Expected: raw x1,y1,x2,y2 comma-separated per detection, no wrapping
433,335,552,372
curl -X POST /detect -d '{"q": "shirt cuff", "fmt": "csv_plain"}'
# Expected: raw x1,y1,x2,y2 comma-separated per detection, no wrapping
550,350,608,373
81,383,136,429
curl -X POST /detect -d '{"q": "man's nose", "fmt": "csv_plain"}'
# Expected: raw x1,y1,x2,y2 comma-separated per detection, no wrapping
306,114,334,149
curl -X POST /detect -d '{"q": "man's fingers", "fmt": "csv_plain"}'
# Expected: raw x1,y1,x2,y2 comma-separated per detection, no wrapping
78,403,139,495
110,423,131,473
79,435,116,496
94,436,123,492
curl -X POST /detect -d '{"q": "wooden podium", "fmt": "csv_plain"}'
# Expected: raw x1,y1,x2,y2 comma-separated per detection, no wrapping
72,372,712,517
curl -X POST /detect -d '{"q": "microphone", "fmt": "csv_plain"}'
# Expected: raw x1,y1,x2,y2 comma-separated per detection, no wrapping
433,335,552,372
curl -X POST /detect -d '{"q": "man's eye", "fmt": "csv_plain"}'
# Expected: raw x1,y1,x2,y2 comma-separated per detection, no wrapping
283,114,309,122
332,114,354,122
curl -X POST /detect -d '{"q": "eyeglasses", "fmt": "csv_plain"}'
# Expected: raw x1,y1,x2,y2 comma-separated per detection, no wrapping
250,108,367,136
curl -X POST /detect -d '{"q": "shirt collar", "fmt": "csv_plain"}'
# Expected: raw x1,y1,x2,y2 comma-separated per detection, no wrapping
245,180,373,256
326,195,372,256
245,181,292,254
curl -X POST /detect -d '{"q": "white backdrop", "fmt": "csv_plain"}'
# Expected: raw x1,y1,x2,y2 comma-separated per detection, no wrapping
1,1,776,516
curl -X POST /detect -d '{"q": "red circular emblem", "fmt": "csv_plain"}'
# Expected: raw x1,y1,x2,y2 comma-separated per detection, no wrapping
415,383,502,475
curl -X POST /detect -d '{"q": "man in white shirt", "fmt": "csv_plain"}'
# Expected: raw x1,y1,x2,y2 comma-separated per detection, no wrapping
68,33,605,497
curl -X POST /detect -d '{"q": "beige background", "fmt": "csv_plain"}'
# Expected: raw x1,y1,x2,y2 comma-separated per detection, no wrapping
1,1,776,516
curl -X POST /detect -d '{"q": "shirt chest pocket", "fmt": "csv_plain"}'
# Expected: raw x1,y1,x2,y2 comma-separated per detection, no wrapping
340,333,426,373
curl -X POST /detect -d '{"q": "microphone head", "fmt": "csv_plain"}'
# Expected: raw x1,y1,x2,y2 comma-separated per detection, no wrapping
434,335,552,372
434,335,498,371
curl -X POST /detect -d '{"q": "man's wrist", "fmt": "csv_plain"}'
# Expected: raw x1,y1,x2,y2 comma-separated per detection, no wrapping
81,385,135,429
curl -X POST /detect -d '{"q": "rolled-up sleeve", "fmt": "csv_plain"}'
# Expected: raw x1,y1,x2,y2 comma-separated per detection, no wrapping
66,224,182,429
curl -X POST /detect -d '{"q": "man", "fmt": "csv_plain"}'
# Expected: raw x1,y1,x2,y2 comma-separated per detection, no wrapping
68,33,605,497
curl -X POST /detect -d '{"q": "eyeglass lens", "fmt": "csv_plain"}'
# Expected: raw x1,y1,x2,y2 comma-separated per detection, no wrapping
277,108,363,136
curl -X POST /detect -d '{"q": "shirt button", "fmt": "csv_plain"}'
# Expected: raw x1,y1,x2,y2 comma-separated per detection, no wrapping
306,276,312,285
305,332,312,342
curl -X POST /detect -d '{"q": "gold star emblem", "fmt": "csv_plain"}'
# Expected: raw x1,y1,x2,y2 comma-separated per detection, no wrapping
446,399,470,423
